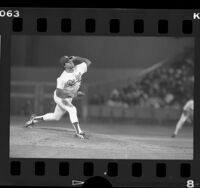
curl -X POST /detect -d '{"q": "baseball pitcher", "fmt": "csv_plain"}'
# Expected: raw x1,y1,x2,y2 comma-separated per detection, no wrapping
25,56,92,139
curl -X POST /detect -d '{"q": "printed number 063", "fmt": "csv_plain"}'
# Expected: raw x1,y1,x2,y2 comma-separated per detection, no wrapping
0,10,20,17
187,180,194,188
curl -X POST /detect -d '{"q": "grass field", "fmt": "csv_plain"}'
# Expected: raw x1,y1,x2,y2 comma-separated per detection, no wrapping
10,116,193,159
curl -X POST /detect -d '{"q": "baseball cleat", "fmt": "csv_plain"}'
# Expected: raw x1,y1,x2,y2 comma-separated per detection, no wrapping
74,133,85,139
24,114,36,128
171,133,176,138
80,131,90,139
79,131,85,136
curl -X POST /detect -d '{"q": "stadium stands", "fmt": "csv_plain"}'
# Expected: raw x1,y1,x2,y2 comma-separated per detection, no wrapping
89,47,194,109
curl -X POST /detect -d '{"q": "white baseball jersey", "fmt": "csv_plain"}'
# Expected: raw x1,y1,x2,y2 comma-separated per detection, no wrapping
182,99,193,123
183,99,194,112
56,62,87,96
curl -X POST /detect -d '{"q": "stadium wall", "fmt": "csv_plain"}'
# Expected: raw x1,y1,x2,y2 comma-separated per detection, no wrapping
10,81,182,124
87,105,181,124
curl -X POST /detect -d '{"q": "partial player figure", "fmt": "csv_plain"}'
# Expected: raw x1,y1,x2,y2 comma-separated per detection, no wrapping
25,56,92,139
171,99,193,138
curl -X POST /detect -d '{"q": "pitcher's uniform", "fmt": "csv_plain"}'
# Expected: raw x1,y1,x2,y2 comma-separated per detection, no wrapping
43,62,87,123
182,99,193,123
172,99,194,137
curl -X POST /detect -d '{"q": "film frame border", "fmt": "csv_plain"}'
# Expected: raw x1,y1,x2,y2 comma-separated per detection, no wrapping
0,8,200,187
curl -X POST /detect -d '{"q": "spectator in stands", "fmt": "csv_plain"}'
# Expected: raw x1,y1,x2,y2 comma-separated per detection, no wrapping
89,51,194,109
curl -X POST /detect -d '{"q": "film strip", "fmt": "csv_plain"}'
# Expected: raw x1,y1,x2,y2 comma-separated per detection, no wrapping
0,8,200,188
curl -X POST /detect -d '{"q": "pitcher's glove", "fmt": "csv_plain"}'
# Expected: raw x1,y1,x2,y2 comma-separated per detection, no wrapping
56,88,76,99
62,90,85,99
